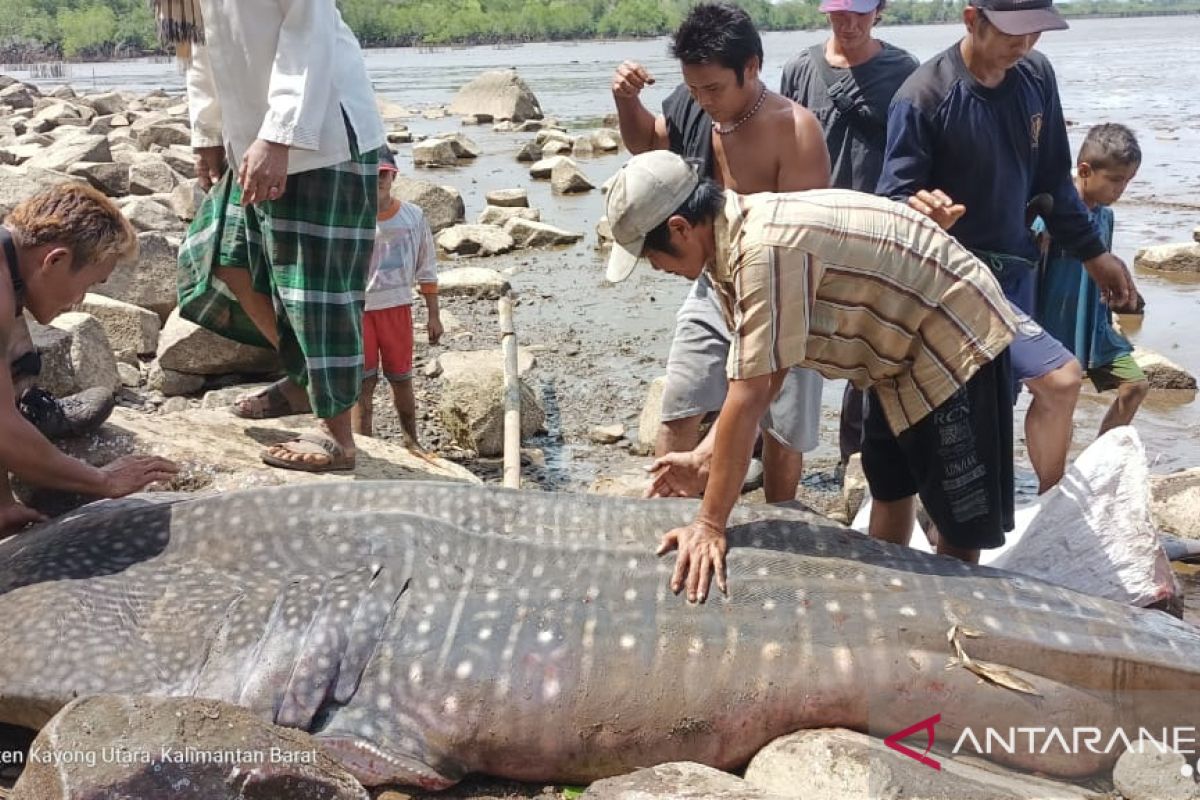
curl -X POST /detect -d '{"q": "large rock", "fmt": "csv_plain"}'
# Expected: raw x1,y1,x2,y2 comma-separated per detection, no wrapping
94,231,179,317
86,90,129,116
1134,242,1200,273
0,82,36,109
551,159,594,194
1112,745,1200,800
11,695,368,800
0,164,83,218
503,217,583,248
1152,468,1200,538
447,68,543,122
478,205,540,226
434,132,480,159
128,154,181,194
516,139,543,162
146,362,205,396
635,375,667,456
29,101,83,133
592,128,622,152
529,155,568,179
412,137,459,168
392,176,464,233
154,143,196,177
435,223,515,257
485,188,528,207
48,312,120,393
27,318,76,396
1132,347,1198,390
169,178,205,221
118,195,182,233
438,266,511,299
134,119,191,150
376,97,411,125
67,160,129,196
157,309,280,375
583,762,785,799
540,139,572,157
742,729,1093,800
79,293,161,355
23,131,110,172
439,349,544,457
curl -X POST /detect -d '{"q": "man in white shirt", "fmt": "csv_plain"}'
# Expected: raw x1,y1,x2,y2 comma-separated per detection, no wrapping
163,0,386,472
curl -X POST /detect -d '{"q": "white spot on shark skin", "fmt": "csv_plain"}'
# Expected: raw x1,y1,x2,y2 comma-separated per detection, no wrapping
763,600,776,612
898,606,916,618
495,558,508,571
620,635,636,650
984,615,1001,630
543,677,561,701
486,590,499,604
689,637,704,656
627,558,639,570
439,543,450,557
833,646,854,673
973,591,986,600
427,577,441,591
337,542,351,556
456,661,473,679
443,696,459,715
549,588,563,601
533,563,545,578
377,695,392,711
423,603,436,616
478,627,492,641
409,664,423,685
538,630,554,644
890,578,905,589
1055,631,1072,645
625,589,638,603
417,620,431,635
826,600,841,614
757,567,769,577
761,642,783,661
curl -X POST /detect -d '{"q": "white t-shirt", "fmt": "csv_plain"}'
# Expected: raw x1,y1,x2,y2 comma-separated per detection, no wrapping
365,201,437,312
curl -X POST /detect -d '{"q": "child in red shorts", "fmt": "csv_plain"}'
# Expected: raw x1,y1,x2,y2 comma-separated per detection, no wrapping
352,147,442,448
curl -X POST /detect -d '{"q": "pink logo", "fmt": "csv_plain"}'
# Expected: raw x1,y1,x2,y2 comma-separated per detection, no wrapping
884,714,942,771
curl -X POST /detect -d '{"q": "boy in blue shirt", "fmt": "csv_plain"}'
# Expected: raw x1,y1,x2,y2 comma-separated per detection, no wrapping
1036,124,1148,436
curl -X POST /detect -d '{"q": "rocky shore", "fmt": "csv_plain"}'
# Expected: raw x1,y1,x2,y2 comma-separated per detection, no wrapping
0,68,1199,800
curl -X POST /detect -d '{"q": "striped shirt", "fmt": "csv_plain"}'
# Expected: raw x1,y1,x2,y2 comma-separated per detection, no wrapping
708,189,1017,435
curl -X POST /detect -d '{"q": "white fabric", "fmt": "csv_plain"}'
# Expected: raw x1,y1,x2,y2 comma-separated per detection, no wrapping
365,203,437,312
852,428,1178,608
186,0,385,175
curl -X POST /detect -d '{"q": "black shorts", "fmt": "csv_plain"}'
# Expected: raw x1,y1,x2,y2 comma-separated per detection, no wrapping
861,352,1014,551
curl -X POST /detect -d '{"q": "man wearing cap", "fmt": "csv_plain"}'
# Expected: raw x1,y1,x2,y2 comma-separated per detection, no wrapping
779,0,917,470
610,1,830,504
606,150,1018,601
877,0,1136,503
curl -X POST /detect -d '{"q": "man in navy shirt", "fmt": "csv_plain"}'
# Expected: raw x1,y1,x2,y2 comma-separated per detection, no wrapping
877,0,1135,516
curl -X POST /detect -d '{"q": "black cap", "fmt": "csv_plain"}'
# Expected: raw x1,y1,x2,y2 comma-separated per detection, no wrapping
970,0,1068,35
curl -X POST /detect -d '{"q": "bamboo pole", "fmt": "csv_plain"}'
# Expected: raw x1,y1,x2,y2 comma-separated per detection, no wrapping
499,293,521,489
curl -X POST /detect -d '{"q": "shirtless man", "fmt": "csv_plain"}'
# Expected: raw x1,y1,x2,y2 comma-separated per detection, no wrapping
0,184,178,536
610,1,830,502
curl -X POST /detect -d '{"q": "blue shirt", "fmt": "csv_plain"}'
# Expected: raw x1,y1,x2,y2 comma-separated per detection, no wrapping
1035,206,1132,370
876,43,1105,266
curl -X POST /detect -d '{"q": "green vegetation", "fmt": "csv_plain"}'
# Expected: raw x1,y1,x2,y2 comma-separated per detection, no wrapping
0,0,1195,60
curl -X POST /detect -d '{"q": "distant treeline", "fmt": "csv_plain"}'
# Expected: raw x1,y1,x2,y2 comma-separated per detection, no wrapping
0,0,1196,60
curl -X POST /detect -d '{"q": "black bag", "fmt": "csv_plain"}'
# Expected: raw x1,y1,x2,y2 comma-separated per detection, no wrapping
807,44,887,146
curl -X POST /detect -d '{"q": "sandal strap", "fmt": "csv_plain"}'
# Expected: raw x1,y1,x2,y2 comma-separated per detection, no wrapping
294,431,346,457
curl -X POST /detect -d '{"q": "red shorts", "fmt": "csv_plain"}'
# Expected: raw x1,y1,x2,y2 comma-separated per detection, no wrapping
363,305,414,381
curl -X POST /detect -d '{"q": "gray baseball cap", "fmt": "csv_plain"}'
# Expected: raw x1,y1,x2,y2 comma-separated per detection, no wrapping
604,150,701,283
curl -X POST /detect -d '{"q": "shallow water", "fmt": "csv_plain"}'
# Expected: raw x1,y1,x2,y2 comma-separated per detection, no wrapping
15,15,1200,471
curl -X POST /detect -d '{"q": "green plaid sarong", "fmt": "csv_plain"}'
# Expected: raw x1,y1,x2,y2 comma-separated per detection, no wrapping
177,151,379,419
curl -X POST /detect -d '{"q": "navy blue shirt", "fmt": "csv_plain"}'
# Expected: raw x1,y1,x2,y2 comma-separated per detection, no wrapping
876,43,1104,264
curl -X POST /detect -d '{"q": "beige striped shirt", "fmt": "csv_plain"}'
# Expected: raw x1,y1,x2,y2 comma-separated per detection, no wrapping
708,189,1018,435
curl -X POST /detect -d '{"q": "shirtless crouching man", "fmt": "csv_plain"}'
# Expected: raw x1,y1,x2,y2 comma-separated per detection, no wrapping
610,1,831,501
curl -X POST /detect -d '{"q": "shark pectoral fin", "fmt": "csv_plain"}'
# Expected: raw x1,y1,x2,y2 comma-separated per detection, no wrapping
316,734,463,791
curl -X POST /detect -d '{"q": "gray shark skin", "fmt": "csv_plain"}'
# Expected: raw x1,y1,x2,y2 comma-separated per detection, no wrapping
0,482,1198,790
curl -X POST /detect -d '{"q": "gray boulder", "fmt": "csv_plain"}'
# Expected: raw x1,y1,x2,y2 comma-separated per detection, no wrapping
503,217,583,248
10,694,368,800
1134,242,1200,273
447,68,543,122
485,187,528,207
23,131,110,172
592,128,622,151
93,231,180,317
551,158,594,194
583,762,785,799
135,119,191,150
392,176,465,232
48,312,120,393
79,293,161,355
154,143,196,177
146,362,206,396
67,160,129,196
516,139,544,162
1112,745,1200,800
540,139,572,157
0,82,36,110
478,205,540,226
439,348,544,457
1152,467,1200,539
118,195,182,233
27,319,76,396
635,375,666,456
128,155,181,195
170,179,205,221
157,308,281,375
434,132,480,159
0,164,83,218
529,155,568,179
438,266,511,299
86,91,129,116
435,223,515,257
412,137,459,167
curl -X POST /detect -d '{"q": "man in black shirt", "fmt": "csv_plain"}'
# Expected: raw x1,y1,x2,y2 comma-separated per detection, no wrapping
779,0,917,468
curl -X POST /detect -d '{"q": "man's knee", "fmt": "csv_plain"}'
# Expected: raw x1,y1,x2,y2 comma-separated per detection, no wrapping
1122,379,1150,403
1028,359,1082,405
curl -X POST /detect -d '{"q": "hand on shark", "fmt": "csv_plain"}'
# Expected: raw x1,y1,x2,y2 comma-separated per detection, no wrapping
657,518,728,603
